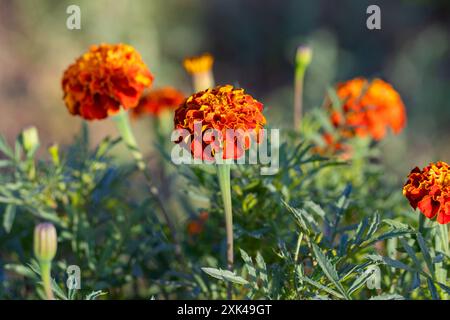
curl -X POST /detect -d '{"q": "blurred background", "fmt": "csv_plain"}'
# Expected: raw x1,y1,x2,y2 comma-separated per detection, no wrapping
0,0,449,178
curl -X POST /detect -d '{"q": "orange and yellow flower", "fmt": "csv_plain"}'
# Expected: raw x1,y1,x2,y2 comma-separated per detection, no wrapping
62,43,153,120
183,53,215,91
313,133,351,160
403,161,450,224
132,87,185,118
329,78,406,141
183,53,214,75
174,85,266,160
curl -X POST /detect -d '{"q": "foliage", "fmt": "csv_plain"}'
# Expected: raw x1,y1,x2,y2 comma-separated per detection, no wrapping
1,111,447,299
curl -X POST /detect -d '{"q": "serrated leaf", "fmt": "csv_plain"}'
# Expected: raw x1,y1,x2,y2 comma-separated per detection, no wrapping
201,267,248,285
311,243,349,299
348,267,376,296
298,276,344,299
255,252,269,295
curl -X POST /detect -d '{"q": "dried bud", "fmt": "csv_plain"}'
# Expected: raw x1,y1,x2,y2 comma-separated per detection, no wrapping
34,223,57,262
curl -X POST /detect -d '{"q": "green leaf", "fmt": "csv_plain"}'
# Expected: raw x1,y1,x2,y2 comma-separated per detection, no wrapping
201,267,248,285
51,278,68,300
85,290,107,300
0,135,14,158
399,237,421,271
256,252,269,295
416,233,435,275
348,267,376,296
311,243,349,299
369,294,404,300
298,276,345,299
3,204,16,233
383,219,411,231
366,213,381,239
427,277,439,300
381,256,415,272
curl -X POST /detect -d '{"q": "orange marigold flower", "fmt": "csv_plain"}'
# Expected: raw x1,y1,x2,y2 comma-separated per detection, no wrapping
313,133,352,160
132,87,185,118
330,78,406,141
403,161,450,224
187,211,209,236
62,43,153,120
183,53,214,75
174,85,266,160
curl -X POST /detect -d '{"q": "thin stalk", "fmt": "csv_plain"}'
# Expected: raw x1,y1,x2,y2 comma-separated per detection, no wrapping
112,109,183,262
216,163,233,299
39,261,54,300
192,71,215,92
293,66,305,131
113,109,146,171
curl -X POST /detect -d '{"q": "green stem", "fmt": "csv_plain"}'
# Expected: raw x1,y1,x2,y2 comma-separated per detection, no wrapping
113,109,146,171
39,261,54,300
294,66,305,131
216,163,233,299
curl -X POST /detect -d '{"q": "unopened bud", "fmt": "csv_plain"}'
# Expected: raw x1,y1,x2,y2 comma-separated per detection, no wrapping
21,126,40,155
48,143,60,166
295,45,313,70
34,223,57,262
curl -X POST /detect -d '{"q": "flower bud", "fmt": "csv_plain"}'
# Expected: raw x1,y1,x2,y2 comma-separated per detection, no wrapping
34,223,57,262
21,126,40,155
48,143,60,166
295,45,313,70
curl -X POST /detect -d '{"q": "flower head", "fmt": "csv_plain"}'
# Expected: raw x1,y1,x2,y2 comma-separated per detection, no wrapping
174,85,266,160
313,133,351,160
132,87,185,118
183,53,214,75
34,223,58,262
329,78,406,141
62,43,153,120
403,161,450,224
187,211,209,236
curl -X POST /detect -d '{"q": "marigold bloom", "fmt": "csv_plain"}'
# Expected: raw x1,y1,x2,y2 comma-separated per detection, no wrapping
313,133,351,160
174,85,266,160
187,211,209,236
183,53,214,75
62,43,153,120
183,53,215,91
132,87,185,118
329,78,406,141
403,161,450,224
